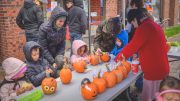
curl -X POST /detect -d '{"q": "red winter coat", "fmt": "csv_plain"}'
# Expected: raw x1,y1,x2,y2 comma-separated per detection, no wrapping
115,18,169,80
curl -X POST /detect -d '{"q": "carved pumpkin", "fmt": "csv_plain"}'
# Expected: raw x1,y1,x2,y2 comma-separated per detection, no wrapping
93,70,107,94
73,60,86,73
81,78,98,100
117,64,128,79
103,64,117,88
41,77,57,95
89,52,99,66
100,52,111,62
59,59,72,84
121,61,131,73
112,67,123,84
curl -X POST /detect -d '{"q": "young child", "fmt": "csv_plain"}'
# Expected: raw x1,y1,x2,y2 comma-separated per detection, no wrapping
70,40,89,64
110,29,128,57
0,57,33,101
24,41,57,87
156,76,180,101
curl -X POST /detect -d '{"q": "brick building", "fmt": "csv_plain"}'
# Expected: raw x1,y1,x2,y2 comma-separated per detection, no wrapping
0,0,180,63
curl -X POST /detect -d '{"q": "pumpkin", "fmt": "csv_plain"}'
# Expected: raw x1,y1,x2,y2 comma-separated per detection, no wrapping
81,78,98,100
41,77,57,95
93,70,107,94
121,61,131,73
59,58,72,84
117,64,128,79
112,67,123,84
103,64,117,88
73,60,87,73
166,42,171,52
100,52,111,62
89,52,99,66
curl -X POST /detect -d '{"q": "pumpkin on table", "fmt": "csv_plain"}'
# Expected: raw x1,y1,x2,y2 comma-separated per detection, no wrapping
93,70,107,94
112,66,123,84
100,52,111,62
72,60,87,73
117,64,128,79
89,51,99,66
41,77,57,95
121,60,131,73
81,78,98,100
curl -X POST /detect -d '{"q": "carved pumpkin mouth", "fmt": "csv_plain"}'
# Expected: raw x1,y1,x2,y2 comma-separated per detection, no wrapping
92,95,97,97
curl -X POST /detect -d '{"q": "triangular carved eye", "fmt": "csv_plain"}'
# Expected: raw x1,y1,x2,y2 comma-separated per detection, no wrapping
44,86,49,91
50,87,55,92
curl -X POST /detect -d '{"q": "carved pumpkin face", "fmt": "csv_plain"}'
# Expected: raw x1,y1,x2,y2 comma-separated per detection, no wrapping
41,77,57,95
100,52,111,62
81,78,98,100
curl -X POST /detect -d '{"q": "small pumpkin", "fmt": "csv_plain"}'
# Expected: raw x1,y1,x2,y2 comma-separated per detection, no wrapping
81,78,98,100
100,52,111,62
93,70,107,94
117,64,128,79
89,51,99,66
121,61,131,73
60,57,72,84
41,77,57,95
112,67,123,84
73,60,87,73
103,64,117,88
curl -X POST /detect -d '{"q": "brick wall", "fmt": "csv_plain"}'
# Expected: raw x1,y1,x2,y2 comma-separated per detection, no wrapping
106,0,118,19
90,0,101,21
0,0,26,64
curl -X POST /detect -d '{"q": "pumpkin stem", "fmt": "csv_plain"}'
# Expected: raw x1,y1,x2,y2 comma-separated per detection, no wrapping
81,78,91,87
98,69,101,78
105,64,111,72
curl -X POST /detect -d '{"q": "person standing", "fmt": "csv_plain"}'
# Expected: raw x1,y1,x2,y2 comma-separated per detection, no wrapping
16,0,44,42
115,9,169,101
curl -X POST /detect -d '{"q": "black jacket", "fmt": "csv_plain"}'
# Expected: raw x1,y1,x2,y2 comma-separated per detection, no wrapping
24,41,57,87
67,0,87,34
38,6,68,64
16,0,44,34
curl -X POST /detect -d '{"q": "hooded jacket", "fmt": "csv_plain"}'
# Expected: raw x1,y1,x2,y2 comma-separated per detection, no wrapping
94,17,122,52
24,41,57,87
110,30,128,56
67,0,87,34
38,6,68,65
70,40,88,63
16,0,44,34
0,57,28,101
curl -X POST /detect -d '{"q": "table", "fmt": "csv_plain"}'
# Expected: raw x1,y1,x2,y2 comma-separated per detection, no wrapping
168,46,180,59
17,62,142,101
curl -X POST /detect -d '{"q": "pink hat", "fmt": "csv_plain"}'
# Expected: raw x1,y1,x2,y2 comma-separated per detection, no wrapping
156,89,180,101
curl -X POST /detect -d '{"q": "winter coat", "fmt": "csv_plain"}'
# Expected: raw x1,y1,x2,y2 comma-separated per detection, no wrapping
67,0,87,34
70,40,88,63
115,18,169,80
110,30,128,56
24,41,57,87
0,57,29,101
16,0,44,34
94,17,122,52
38,6,68,65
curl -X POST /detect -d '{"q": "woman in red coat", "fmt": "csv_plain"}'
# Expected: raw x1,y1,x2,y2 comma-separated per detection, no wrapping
115,9,169,101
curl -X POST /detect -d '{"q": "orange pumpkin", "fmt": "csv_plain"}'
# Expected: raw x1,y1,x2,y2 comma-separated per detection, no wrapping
103,64,117,88
100,52,111,62
81,78,98,100
117,64,128,79
59,63,72,84
112,67,123,84
121,61,131,73
93,70,106,94
89,52,99,66
41,77,57,95
166,42,171,52
73,60,86,73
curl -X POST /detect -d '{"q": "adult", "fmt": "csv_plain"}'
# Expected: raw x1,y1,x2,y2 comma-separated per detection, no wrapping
65,0,87,41
38,6,67,70
16,0,44,42
94,17,121,52
115,9,169,101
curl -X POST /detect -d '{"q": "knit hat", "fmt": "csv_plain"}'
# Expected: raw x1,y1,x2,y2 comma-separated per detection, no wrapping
66,0,74,3
2,57,27,80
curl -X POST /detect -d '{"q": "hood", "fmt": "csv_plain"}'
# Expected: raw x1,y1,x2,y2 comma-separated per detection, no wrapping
74,0,84,9
23,41,43,62
116,29,128,48
2,57,27,80
24,0,35,9
49,6,68,29
72,40,87,55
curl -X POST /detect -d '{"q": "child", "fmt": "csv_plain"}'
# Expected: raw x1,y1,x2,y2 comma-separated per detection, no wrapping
110,29,128,57
156,76,180,101
0,57,33,101
70,40,89,64
24,41,57,87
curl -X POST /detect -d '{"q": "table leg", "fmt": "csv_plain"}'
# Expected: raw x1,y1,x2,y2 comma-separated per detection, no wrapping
125,87,132,101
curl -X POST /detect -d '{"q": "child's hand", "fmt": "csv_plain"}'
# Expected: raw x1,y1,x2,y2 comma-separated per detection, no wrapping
53,63,57,68
16,88,25,96
46,68,53,74
22,82,33,91
96,48,102,55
